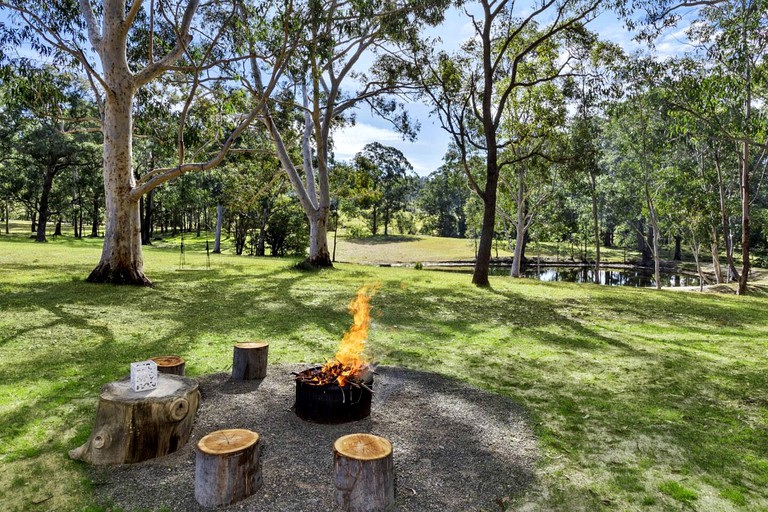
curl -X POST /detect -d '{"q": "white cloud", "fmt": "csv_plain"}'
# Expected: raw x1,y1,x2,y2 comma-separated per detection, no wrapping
332,123,402,161
331,121,446,176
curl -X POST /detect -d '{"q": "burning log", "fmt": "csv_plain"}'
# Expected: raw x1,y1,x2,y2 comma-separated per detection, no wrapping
151,355,186,376
69,374,199,465
195,428,262,507
333,433,395,512
294,286,378,423
232,342,269,380
294,366,373,424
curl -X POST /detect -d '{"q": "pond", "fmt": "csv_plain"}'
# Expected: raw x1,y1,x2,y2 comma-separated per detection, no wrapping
427,265,701,288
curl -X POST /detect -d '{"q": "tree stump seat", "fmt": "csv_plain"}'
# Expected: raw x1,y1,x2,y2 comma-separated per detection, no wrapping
151,355,186,375
334,433,395,512
232,342,269,380
69,374,199,465
195,428,262,507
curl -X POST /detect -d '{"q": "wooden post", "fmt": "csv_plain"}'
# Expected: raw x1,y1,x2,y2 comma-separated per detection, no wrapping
151,355,186,376
333,434,395,512
69,374,199,465
195,429,262,507
232,342,269,380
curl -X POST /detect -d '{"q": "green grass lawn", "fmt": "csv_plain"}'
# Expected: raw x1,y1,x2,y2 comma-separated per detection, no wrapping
1,229,767,511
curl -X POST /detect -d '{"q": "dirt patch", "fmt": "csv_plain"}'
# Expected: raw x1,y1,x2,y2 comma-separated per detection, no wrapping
87,364,537,511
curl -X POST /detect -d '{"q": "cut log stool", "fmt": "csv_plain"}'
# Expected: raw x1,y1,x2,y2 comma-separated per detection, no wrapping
232,342,269,380
333,433,395,512
151,355,186,376
69,374,199,465
195,429,262,507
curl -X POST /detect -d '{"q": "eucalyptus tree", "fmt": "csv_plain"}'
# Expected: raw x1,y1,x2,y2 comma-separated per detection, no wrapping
561,41,624,282
0,0,295,284
491,30,569,278
604,88,673,290
413,0,604,286
565,115,601,281
664,79,744,283
654,0,768,293
246,0,447,268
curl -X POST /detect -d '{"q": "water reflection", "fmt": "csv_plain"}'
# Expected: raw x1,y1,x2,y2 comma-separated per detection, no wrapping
432,265,700,287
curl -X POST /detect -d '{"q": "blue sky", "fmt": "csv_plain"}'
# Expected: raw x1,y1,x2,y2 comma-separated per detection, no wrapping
332,5,700,176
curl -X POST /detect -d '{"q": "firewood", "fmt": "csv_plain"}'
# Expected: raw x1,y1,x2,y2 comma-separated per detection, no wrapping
231,342,269,380
195,429,262,507
333,433,395,512
151,355,186,376
69,374,199,465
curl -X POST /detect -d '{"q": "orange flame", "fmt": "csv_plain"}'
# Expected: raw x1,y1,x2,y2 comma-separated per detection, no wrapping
321,285,378,386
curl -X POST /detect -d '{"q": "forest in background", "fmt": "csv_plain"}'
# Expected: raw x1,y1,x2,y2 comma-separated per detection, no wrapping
0,0,766,291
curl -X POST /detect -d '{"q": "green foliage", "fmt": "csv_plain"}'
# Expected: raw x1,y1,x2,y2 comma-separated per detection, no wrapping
263,194,309,257
349,142,418,236
658,480,698,503
418,147,471,238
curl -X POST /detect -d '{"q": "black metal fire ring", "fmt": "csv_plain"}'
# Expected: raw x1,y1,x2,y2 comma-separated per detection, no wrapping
294,367,373,424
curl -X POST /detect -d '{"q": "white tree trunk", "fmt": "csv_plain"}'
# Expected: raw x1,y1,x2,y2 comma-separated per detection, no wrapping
307,211,332,267
87,83,150,285
213,202,223,253
511,170,526,278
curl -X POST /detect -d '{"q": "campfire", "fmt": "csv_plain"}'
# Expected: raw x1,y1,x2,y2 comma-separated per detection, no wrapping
294,285,377,423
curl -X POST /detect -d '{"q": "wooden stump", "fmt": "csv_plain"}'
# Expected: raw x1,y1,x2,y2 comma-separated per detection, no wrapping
231,342,269,380
69,374,199,465
333,434,395,512
195,429,262,507
151,355,186,376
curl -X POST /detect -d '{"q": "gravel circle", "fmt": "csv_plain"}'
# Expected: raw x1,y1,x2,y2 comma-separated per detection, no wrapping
88,364,537,511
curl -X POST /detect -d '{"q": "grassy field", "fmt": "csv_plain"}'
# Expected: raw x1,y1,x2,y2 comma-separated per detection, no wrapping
1,228,768,511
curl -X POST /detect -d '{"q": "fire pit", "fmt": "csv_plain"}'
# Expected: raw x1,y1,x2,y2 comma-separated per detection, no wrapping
294,286,378,424
294,366,373,424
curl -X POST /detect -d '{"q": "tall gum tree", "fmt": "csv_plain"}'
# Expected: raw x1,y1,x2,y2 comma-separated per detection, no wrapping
413,0,604,286
632,0,768,294
246,0,447,268
0,0,293,284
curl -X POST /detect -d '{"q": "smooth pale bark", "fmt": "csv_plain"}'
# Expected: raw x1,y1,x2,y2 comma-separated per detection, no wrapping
738,137,750,295
589,171,600,284
77,0,204,285
511,169,526,278
213,202,223,253
688,229,707,292
87,85,150,285
261,110,332,268
643,152,662,290
737,13,752,296
714,154,739,281
710,224,723,284
308,211,332,267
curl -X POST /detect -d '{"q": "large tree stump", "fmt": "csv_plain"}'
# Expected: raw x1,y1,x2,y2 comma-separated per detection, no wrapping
231,342,269,380
195,429,262,507
69,374,199,465
151,355,186,376
333,433,395,512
